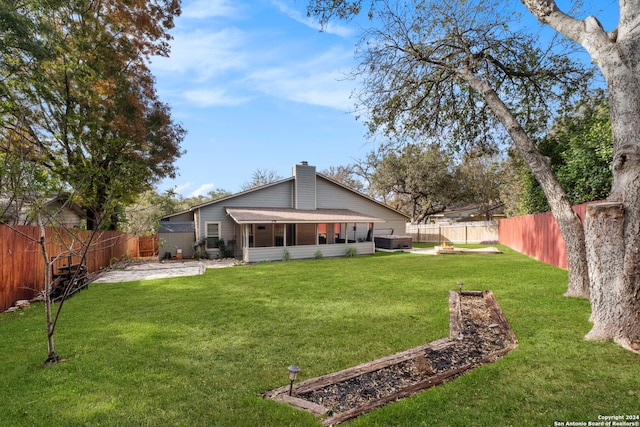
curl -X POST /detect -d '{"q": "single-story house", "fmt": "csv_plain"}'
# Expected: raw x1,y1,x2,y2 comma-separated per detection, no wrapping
0,192,87,228
159,162,409,263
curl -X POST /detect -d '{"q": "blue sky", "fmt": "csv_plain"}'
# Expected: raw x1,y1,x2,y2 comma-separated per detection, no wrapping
150,0,370,196
150,0,619,197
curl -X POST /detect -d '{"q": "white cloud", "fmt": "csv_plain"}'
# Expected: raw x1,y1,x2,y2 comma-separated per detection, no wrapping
273,0,355,37
184,88,251,107
189,183,218,197
173,182,194,195
171,182,218,197
247,47,357,111
150,0,359,111
150,28,248,80
181,0,241,19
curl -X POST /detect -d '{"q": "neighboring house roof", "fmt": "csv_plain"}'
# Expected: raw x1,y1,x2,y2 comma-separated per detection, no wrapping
45,196,87,219
158,221,195,233
1,192,86,226
430,203,505,222
225,207,386,224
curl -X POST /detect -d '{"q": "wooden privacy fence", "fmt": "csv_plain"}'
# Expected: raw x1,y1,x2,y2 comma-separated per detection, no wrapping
498,202,594,269
405,221,499,244
0,225,139,312
138,234,159,257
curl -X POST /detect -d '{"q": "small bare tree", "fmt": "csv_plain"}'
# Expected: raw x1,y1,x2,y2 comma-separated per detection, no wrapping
240,169,284,191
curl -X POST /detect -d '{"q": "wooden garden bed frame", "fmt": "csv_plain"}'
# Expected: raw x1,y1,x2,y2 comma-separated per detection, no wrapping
262,290,518,426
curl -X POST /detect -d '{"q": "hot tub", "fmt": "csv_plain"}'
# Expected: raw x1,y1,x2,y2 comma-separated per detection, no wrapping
374,235,412,250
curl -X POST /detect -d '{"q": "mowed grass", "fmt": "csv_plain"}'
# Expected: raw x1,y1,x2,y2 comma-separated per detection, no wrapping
1,247,638,427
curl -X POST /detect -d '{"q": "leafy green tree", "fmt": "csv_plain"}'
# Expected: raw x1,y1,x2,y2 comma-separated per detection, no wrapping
457,151,505,220
512,92,612,214
0,139,57,224
308,0,592,299
352,144,395,201
183,188,233,207
123,189,182,235
372,144,463,223
551,92,612,204
1,0,184,231
124,187,233,235
499,149,543,216
0,0,184,365
309,0,640,351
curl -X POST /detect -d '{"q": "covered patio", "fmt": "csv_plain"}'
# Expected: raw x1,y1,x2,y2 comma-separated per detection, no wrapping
226,207,386,263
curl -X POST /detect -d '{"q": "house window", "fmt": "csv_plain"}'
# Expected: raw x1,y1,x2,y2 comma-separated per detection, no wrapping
205,222,221,249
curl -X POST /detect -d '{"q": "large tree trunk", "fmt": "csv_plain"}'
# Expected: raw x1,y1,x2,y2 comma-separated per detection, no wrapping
590,65,640,352
522,0,640,351
584,203,639,351
462,69,590,299
596,13,640,352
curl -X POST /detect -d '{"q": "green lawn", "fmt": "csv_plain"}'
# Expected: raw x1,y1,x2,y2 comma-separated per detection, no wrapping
1,247,638,427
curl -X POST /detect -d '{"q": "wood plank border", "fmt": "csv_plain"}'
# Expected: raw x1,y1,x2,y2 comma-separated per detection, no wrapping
262,290,518,425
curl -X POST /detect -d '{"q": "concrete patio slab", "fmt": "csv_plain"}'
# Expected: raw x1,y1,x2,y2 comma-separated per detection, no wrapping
91,259,236,283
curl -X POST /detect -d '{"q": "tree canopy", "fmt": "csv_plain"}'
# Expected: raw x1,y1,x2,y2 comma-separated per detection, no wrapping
311,0,590,147
371,144,462,223
517,91,612,213
308,0,640,351
307,0,593,298
0,0,185,230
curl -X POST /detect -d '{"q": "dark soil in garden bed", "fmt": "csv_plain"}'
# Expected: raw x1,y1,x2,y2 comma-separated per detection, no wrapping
263,290,518,426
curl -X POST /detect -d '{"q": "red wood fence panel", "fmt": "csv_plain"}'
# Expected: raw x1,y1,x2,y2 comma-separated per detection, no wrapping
138,234,159,257
498,201,597,269
0,225,139,312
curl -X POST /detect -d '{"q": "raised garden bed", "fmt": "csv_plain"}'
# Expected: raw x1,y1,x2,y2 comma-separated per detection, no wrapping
262,290,518,425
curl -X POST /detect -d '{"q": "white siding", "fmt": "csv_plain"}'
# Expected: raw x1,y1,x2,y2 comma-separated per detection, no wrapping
244,241,374,262
60,209,82,228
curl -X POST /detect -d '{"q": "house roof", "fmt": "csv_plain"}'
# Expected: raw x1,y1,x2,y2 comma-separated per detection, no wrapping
158,221,195,233
225,207,386,224
0,192,86,224
189,177,295,210
161,166,410,222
